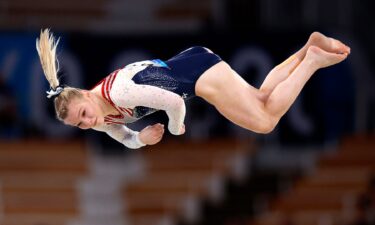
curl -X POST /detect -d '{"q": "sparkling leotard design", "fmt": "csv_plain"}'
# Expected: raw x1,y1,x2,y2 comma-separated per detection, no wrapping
93,47,222,149
93,60,186,148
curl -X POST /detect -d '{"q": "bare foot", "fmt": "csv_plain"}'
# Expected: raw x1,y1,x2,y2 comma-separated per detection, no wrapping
306,46,348,69
307,32,351,55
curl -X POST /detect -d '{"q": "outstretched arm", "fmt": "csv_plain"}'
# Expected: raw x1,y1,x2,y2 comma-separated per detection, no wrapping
111,80,186,135
94,123,165,149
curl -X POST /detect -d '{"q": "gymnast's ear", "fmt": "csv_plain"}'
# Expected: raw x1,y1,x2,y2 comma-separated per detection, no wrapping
80,90,92,98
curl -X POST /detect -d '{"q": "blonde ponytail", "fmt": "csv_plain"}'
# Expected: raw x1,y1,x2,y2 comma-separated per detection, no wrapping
36,29,60,90
36,29,83,121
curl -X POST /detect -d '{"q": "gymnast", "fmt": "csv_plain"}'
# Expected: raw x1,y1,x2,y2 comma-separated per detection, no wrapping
36,29,350,148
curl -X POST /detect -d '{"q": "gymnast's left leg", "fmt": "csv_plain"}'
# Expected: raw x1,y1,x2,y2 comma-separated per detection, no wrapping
259,32,350,101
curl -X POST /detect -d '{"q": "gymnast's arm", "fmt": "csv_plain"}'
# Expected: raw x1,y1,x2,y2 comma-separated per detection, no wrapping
93,124,146,149
111,80,186,135
93,123,165,149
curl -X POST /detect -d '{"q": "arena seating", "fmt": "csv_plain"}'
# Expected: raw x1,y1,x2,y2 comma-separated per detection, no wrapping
0,0,108,30
0,0,212,32
0,138,253,225
122,139,254,225
248,135,375,225
0,140,88,225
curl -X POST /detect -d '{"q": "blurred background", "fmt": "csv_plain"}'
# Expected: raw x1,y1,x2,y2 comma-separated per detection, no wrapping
0,0,374,225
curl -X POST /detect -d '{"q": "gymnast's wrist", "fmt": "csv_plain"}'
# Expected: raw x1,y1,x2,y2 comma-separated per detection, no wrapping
135,132,147,147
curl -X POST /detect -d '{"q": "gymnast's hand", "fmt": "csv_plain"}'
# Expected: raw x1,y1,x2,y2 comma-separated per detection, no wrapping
138,123,165,145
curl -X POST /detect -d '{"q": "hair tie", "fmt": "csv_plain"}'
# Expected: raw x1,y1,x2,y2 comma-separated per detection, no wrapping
46,86,64,98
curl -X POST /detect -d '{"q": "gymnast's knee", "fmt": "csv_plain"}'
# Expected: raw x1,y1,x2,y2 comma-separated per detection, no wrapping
256,116,278,134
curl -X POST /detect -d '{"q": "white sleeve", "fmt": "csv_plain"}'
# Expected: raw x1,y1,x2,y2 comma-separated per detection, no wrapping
111,80,186,135
94,124,146,149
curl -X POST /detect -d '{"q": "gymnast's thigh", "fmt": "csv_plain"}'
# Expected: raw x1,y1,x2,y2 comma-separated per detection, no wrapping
195,61,270,131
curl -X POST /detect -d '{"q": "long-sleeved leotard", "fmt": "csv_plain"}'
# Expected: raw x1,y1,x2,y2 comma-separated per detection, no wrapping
93,47,222,149
92,60,186,149
93,123,146,149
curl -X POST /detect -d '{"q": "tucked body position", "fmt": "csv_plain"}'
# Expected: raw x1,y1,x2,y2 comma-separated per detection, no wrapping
36,29,350,149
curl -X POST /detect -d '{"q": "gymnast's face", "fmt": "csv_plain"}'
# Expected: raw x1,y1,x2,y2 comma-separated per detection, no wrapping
64,91,105,129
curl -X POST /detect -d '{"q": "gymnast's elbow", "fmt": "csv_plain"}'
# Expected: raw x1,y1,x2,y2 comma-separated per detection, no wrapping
171,97,186,112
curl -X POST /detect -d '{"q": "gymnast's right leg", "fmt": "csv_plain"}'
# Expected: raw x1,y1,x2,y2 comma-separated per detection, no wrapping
195,45,348,134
